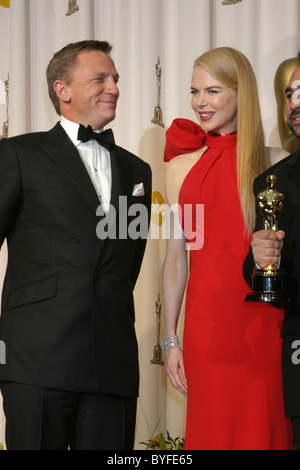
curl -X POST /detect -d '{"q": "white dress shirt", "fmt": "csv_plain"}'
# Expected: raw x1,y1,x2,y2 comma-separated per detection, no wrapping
60,116,112,214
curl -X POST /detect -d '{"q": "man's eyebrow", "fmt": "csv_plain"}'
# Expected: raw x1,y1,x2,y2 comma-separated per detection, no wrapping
285,83,300,96
91,72,120,82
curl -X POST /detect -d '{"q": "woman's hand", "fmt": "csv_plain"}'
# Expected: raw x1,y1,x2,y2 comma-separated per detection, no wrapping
165,347,187,396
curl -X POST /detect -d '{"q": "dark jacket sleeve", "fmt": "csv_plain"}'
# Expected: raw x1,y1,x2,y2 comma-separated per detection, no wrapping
0,139,23,248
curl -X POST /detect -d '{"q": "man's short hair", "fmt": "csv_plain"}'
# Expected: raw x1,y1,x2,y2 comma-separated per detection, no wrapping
46,40,113,115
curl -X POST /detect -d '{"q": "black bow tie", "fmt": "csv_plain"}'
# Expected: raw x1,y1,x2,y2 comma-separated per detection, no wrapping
77,124,115,149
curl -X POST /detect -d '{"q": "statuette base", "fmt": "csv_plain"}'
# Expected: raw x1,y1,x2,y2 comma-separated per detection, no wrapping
245,268,287,303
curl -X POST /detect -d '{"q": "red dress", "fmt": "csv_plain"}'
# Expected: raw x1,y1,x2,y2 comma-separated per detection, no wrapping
165,119,293,450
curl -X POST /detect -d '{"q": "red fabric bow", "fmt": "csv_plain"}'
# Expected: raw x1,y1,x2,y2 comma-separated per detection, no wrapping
164,118,206,162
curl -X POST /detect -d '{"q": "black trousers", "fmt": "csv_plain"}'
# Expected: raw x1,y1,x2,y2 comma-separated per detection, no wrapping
0,382,137,450
292,417,300,450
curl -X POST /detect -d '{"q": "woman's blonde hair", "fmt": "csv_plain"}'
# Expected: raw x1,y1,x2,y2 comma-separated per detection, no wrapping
194,47,267,234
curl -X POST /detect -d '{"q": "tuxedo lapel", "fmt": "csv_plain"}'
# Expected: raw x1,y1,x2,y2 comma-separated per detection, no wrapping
43,123,100,214
43,123,134,219
286,150,300,191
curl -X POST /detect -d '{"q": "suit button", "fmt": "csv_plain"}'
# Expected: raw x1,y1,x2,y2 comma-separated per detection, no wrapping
73,236,82,244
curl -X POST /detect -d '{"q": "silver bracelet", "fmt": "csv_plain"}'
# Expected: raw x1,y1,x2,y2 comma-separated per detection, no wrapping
160,335,182,354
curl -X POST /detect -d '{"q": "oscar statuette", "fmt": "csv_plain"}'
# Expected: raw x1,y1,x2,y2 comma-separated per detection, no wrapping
151,58,164,128
150,294,164,365
66,0,79,16
0,75,9,140
246,175,287,303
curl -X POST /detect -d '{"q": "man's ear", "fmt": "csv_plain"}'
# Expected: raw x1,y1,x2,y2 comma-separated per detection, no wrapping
53,80,71,104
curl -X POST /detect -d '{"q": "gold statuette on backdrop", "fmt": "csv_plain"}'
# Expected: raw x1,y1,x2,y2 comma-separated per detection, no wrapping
0,74,9,140
66,0,79,16
150,294,164,366
246,175,287,303
151,57,164,128
222,0,242,4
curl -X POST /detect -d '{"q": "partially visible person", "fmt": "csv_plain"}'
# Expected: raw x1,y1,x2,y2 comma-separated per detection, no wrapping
244,62,300,448
274,54,300,153
0,40,152,450
162,47,293,450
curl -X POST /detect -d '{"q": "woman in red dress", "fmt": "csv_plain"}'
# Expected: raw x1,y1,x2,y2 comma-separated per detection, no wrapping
161,47,293,450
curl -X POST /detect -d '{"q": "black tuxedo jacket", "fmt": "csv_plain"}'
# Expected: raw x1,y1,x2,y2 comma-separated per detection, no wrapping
0,122,152,398
243,149,300,416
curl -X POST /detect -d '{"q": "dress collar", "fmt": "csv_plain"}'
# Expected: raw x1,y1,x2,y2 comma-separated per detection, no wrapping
164,118,236,162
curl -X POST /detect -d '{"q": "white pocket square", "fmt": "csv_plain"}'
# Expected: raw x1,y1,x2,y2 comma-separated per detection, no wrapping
132,182,145,196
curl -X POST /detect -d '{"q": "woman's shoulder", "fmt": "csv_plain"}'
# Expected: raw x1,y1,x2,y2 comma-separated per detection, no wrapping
165,148,206,179
166,150,200,168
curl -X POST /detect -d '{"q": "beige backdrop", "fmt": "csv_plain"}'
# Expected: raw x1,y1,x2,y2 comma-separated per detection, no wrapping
0,0,299,450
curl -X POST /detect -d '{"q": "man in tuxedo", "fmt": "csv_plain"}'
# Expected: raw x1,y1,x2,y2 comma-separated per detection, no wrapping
0,40,152,450
243,63,300,447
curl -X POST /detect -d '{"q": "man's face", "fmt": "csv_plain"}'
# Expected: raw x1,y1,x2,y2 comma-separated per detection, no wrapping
285,66,300,138
61,50,120,130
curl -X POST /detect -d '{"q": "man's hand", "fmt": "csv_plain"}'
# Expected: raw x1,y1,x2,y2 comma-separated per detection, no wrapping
251,230,285,269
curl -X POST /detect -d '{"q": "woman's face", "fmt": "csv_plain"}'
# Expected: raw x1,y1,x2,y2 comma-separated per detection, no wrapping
191,65,238,134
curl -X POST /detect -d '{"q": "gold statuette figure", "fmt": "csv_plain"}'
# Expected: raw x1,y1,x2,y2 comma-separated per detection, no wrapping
0,74,9,140
246,175,287,303
257,175,284,236
150,294,164,365
66,0,79,16
151,58,164,128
